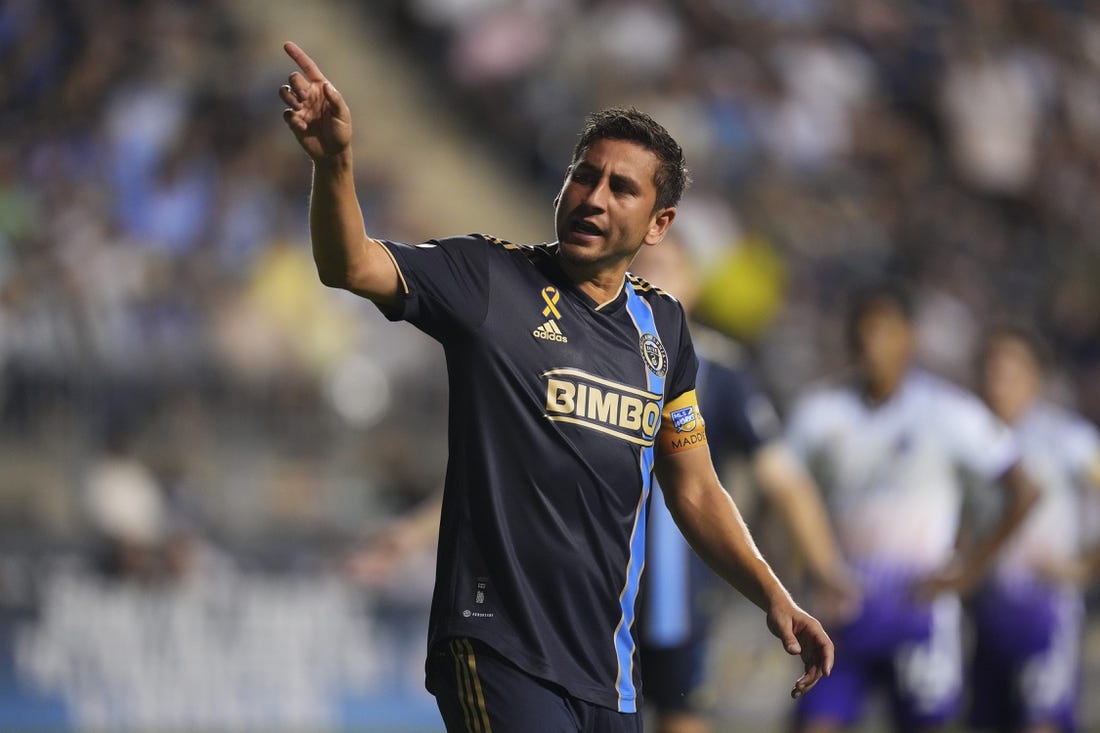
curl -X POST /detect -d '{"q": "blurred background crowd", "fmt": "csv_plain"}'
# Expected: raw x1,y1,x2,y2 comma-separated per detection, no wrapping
1,0,1099,730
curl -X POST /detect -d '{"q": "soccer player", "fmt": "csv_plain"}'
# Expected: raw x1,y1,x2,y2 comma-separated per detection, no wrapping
279,42,832,732
629,240,857,733
784,284,1039,733
968,326,1100,733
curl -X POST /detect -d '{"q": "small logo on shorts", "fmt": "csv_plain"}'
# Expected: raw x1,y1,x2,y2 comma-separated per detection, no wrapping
640,333,667,377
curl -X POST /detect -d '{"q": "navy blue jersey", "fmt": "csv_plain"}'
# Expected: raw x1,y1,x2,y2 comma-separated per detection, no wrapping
378,234,705,713
643,337,781,647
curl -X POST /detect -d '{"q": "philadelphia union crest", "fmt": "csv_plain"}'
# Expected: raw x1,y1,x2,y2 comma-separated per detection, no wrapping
640,333,668,378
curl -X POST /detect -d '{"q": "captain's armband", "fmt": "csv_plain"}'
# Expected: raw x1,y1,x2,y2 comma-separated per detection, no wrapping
656,390,708,455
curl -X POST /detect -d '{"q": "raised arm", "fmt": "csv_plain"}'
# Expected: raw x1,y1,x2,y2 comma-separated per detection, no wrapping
654,446,834,699
279,42,402,305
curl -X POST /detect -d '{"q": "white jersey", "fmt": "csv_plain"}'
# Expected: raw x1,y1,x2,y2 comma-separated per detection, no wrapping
787,370,1018,573
991,401,1100,585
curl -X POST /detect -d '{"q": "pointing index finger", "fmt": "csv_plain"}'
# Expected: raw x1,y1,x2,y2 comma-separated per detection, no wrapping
284,41,327,83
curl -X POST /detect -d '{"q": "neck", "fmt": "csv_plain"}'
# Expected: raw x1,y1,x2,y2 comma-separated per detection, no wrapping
996,394,1037,425
555,252,630,306
862,370,904,404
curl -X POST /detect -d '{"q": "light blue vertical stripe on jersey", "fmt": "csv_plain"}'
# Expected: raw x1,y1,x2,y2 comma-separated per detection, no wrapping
612,282,665,713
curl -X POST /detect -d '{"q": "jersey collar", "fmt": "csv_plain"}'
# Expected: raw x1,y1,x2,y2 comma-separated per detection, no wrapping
540,244,629,315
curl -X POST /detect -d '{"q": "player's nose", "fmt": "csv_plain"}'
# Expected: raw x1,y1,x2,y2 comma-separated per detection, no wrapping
580,177,609,211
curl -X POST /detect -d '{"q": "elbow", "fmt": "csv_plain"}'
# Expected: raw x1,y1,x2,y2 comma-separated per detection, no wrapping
1019,480,1041,514
316,265,351,290
1007,465,1041,516
317,271,346,289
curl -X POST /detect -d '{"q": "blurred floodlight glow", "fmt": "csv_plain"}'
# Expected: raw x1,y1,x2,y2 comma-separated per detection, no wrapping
325,354,391,428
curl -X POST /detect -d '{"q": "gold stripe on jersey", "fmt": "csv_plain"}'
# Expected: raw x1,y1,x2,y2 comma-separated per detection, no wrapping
546,415,656,447
482,234,520,250
542,368,661,401
627,273,671,298
377,239,410,295
611,464,648,708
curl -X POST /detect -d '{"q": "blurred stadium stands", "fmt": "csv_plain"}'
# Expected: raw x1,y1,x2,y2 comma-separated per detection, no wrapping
1,0,1099,730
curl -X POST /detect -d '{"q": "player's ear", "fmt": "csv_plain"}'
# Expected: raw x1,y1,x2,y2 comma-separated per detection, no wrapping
644,207,676,246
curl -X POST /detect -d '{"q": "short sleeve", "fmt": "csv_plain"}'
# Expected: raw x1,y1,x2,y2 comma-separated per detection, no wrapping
663,305,698,402
939,389,1019,480
784,393,829,464
655,307,703,455
1063,416,1100,484
377,234,491,342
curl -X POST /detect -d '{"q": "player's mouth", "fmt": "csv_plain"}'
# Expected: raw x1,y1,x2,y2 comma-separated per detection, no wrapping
568,218,605,241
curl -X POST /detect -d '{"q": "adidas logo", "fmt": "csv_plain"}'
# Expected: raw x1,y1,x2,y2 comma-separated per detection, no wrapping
532,319,569,343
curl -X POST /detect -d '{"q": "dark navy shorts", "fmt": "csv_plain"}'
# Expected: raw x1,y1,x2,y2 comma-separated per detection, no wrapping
427,637,643,733
638,635,708,714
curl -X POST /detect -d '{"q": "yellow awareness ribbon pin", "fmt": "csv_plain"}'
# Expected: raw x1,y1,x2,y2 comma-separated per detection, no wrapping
541,287,562,319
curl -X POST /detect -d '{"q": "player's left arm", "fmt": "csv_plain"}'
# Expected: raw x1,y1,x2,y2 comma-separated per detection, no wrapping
654,443,833,699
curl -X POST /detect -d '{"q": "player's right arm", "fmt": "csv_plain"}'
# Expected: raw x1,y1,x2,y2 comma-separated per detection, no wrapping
279,42,402,307
655,443,833,699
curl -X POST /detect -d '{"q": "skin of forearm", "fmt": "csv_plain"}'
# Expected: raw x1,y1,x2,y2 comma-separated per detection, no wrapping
309,150,372,288
659,462,792,612
753,447,846,585
961,465,1039,585
1081,542,1100,582
1083,472,1100,581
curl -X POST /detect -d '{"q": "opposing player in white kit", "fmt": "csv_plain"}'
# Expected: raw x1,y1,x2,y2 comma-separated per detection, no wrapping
786,284,1039,733
968,326,1100,733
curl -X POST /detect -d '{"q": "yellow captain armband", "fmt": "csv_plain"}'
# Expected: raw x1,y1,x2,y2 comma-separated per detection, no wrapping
656,389,708,455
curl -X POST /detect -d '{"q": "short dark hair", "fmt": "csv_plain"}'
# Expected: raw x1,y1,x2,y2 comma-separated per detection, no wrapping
844,280,914,355
570,107,690,211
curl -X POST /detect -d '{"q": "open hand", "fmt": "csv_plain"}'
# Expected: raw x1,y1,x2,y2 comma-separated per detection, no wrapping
766,601,834,699
279,42,352,161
